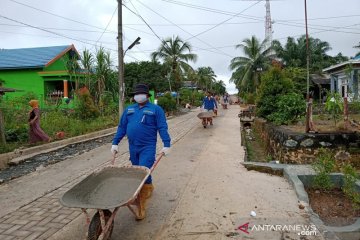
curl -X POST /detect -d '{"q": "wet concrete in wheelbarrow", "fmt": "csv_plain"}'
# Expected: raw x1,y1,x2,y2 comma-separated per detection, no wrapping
0,135,113,183
61,167,149,209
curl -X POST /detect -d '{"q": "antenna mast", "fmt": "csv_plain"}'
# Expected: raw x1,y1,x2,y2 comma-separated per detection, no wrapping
265,0,273,48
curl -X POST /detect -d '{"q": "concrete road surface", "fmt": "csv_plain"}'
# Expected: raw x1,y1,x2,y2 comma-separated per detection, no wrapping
0,106,324,240
50,106,324,240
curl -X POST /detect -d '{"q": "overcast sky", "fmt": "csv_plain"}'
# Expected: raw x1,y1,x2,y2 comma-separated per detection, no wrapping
1,0,360,93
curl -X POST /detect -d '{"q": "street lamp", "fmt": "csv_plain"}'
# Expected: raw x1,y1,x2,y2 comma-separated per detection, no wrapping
118,34,141,117
124,37,141,56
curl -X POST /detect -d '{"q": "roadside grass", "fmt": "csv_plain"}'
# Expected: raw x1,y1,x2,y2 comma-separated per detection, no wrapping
1,112,118,154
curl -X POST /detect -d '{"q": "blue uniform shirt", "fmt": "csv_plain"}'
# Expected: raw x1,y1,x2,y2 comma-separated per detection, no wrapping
202,96,218,110
112,101,171,147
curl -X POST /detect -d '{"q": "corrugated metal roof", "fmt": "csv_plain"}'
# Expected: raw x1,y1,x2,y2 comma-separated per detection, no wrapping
0,45,72,70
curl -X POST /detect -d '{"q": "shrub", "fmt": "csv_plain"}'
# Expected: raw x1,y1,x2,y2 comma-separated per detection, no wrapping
268,93,306,125
179,89,192,106
256,68,294,119
325,91,343,127
75,92,100,119
312,148,336,190
179,89,204,107
243,92,256,104
99,91,118,116
157,93,177,113
341,163,360,209
5,124,28,142
193,91,205,107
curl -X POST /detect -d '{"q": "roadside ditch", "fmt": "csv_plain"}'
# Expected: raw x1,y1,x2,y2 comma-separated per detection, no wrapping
0,135,113,183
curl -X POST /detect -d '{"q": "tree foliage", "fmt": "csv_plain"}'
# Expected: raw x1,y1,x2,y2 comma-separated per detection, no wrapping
124,61,168,94
325,91,343,126
196,67,216,91
268,93,306,125
283,67,308,95
256,67,294,119
229,35,272,93
272,35,347,73
151,36,197,91
157,93,177,113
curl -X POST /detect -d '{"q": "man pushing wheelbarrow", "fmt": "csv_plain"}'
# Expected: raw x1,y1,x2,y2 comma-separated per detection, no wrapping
111,83,171,220
198,91,218,128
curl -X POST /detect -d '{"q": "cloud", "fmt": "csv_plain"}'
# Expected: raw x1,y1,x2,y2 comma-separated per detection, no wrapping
216,74,237,94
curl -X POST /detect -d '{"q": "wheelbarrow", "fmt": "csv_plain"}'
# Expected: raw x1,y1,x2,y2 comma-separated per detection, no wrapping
60,153,164,240
197,111,213,128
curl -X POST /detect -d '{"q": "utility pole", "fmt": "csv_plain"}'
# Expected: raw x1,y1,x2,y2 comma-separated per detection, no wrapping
304,0,310,133
118,0,125,117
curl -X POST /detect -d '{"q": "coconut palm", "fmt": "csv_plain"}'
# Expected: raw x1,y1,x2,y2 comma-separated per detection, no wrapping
229,35,272,93
151,36,197,92
213,80,226,95
197,66,217,92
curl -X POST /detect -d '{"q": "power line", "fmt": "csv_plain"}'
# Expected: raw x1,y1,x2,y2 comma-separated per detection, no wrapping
0,14,102,47
278,14,360,22
96,6,118,44
7,0,109,31
276,23,360,41
0,23,116,33
186,0,262,41
135,0,234,58
125,0,160,59
162,0,360,31
275,21,360,35
0,14,143,62
124,21,262,26
122,3,164,42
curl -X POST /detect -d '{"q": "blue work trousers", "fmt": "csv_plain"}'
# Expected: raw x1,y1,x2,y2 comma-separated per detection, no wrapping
129,144,156,184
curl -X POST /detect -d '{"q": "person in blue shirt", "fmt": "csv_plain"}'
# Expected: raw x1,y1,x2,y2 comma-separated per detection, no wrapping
202,91,218,126
111,83,171,220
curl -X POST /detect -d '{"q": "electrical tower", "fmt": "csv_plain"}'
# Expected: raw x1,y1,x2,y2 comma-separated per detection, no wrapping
265,0,273,49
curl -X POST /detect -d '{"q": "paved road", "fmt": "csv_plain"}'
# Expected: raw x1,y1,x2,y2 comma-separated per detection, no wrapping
0,106,324,240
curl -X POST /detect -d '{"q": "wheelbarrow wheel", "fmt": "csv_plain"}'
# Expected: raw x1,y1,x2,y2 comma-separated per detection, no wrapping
88,210,114,240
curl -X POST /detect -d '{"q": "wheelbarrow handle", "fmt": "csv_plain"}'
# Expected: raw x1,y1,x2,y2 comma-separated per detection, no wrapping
150,152,165,173
111,153,117,165
111,151,164,172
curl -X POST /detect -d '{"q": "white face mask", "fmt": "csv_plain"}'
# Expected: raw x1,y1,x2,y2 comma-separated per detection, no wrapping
134,94,148,103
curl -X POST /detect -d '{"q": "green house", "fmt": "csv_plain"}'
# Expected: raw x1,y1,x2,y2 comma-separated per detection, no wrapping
0,45,84,107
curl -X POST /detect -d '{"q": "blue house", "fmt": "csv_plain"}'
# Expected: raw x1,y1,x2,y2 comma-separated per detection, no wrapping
323,56,360,101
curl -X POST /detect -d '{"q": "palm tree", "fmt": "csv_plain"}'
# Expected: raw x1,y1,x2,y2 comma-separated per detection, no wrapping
273,35,334,72
81,49,94,90
151,36,197,92
229,35,272,93
95,47,112,105
213,80,226,95
196,67,217,92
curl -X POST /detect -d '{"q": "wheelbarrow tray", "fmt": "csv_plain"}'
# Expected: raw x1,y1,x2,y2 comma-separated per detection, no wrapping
197,112,213,119
60,166,150,209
